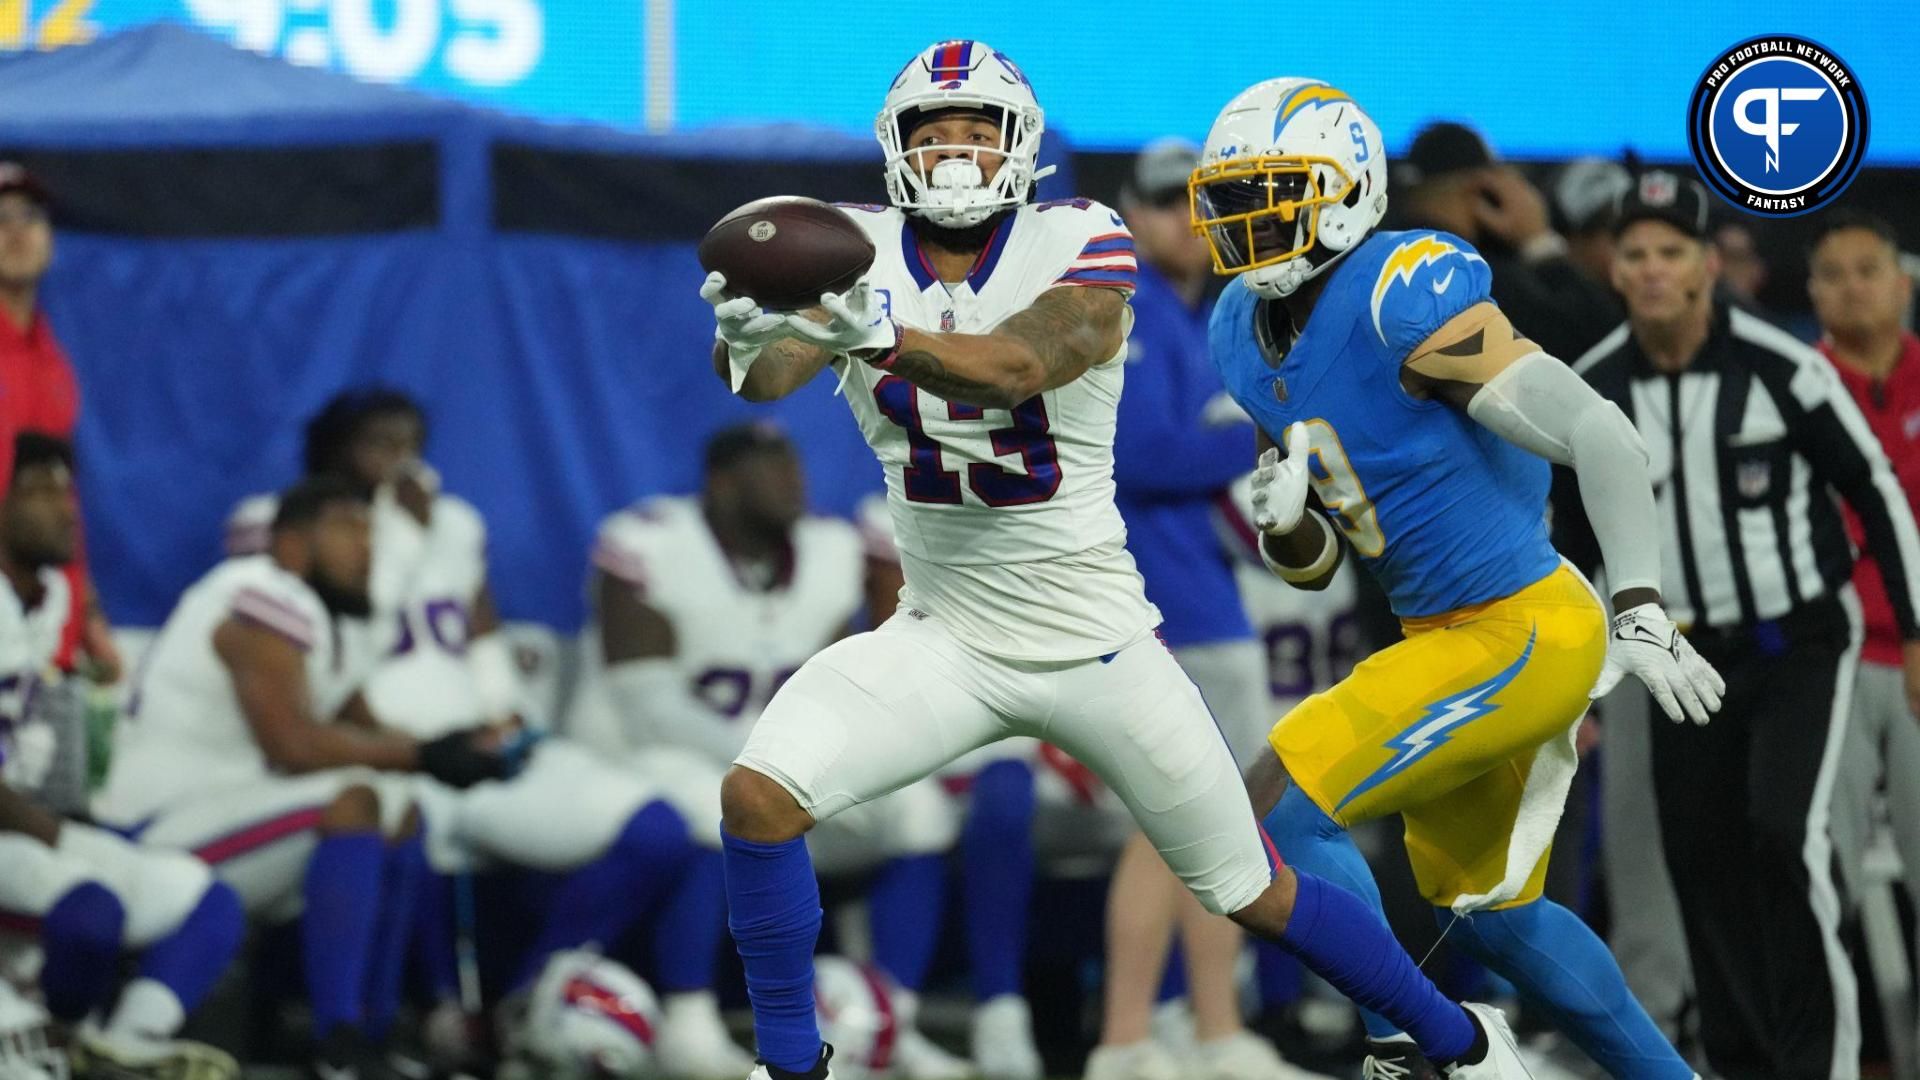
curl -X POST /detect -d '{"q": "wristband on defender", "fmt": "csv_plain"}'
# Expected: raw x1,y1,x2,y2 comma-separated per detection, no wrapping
1261,514,1339,583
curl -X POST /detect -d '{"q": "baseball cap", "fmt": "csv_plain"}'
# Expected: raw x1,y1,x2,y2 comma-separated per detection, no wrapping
1553,157,1633,235
1610,170,1711,240
0,163,50,207
1127,137,1202,206
1399,121,1495,186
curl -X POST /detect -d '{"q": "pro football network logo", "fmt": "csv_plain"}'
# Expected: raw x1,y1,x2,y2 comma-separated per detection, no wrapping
1687,35,1868,217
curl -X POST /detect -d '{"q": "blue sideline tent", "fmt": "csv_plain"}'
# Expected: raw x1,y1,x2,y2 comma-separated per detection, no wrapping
0,25,1078,630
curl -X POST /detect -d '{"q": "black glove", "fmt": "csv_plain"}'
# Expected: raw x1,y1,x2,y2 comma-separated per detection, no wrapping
417,729,509,789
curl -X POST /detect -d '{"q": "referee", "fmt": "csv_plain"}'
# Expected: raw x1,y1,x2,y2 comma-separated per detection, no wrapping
1557,172,1920,1080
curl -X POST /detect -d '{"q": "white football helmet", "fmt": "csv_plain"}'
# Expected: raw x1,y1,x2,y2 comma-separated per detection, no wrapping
1190,78,1390,298
814,955,899,1080
0,982,64,1080
876,40,1051,229
521,950,662,1079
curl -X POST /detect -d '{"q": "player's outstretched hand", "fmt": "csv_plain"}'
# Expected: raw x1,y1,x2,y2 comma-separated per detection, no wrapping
702,271,791,352
417,728,510,789
1590,603,1725,725
1251,423,1313,535
781,283,896,356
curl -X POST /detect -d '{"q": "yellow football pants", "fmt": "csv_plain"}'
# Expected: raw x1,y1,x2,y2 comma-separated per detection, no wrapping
1269,564,1606,909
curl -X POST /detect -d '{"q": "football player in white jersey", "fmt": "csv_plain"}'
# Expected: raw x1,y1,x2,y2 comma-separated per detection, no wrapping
579,424,967,1080
0,436,244,1079
699,40,1524,1080
230,389,738,1077
96,477,510,1078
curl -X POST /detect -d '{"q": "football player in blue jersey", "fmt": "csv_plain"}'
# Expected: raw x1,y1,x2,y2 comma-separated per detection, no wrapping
1190,79,1726,1079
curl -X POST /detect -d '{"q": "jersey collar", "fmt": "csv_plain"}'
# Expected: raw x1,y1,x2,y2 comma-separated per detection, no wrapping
899,214,1016,294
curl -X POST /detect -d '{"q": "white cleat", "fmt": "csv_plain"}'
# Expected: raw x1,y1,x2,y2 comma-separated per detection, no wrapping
1198,1030,1339,1080
70,1027,241,1080
1083,1039,1183,1080
892,1026,974,1080
655,991,756,1079
969,995,1042,1080
1441,1003,1534,1079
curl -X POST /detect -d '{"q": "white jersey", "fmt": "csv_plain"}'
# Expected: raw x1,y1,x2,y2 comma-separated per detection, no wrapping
0,569,70,791
97,556,352,822
1213,472,1362,719
227,489,491,739
831,200,1158,660
592,496,863,729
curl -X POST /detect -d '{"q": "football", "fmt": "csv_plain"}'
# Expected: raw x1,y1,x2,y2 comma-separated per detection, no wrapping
698,196,876,312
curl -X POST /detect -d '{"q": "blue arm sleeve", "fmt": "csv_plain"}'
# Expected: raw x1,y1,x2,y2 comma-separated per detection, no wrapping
1112,320,1254,498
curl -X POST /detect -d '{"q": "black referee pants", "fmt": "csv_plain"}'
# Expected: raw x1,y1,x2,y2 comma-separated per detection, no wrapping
1651,596,1861,1080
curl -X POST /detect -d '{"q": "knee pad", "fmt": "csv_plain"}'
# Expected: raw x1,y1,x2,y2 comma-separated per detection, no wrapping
43,882,124,954
966,760,1035,834
121,849,217,949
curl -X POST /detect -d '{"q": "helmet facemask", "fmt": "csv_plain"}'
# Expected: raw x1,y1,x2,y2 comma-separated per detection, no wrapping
880,102,1044,229
1189,155,1358,297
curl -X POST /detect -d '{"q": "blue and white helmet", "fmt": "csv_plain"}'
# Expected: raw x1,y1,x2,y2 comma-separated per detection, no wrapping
876,40,1050,229
1190,78,1390,298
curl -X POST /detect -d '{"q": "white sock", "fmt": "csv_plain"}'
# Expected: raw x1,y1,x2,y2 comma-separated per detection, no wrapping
105,978,185,1043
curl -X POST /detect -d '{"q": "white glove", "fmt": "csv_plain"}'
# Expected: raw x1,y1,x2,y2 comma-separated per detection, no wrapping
781,283,897,356
1590,602,1726,725
700,271,790,354
1251,423,1313,535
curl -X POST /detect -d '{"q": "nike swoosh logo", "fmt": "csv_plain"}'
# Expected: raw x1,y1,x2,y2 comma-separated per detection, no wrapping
1431,268,1456,294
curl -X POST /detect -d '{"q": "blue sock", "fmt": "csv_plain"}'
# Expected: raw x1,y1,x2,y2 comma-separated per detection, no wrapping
1445,901,1692,1078
304,832,387,1038
39,882,125,1021
1157,942,1187,1003
518,802,694,990
135,881,244,1015
1254,940,1302,1010
365,834,429,1042
1263,787,1402,1040
653,848,727,994
962,760,1035,1001
1279,869,1475,1062
412,873,461,1003
868,854,946,992
723,830,824,1074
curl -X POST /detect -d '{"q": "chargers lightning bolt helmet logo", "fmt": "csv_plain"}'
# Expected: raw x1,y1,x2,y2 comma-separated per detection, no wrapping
1370,235,1485,343
1687,34,1868,218
1334,628,1536,814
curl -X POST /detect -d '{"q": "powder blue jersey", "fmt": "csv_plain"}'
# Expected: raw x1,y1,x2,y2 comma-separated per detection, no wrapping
1207,230,1559,617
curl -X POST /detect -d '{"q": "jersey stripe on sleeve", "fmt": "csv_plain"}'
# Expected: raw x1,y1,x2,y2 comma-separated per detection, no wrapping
231,586,315,650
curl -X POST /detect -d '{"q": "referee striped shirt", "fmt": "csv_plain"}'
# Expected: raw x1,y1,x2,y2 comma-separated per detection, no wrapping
1561,302,1920,634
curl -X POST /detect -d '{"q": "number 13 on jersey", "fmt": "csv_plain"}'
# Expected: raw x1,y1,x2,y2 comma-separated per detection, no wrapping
873,375,1062,507
1298,418,1384,556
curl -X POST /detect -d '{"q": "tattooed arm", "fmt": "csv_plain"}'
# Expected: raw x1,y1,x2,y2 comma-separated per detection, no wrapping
863,286,1130,410
710,337,836,402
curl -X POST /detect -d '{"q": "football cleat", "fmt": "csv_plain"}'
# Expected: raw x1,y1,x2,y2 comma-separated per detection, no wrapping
1441,1003,1534,1080
1197,1030,1338,1080
70,1028,240,1080
1362,1034,1442,1080
1083,1040,1182,1080
969,995,1042,1080
654,991,755,1080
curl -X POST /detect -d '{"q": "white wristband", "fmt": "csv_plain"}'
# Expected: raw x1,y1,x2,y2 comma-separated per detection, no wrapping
1260,514,1340,583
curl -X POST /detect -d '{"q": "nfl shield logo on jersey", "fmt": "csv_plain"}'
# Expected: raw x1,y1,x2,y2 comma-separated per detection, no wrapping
940,309,957,332
1737,458,1772,499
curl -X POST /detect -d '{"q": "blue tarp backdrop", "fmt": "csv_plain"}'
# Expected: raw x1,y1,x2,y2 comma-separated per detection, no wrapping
0,26,1079,631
